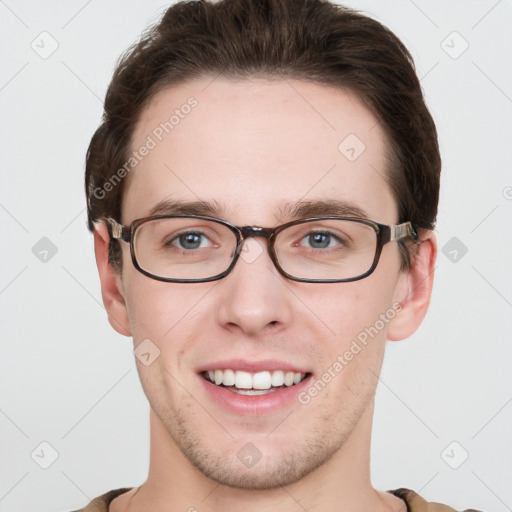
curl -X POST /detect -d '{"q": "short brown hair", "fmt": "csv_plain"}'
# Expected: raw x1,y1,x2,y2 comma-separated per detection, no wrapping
85,0,441,271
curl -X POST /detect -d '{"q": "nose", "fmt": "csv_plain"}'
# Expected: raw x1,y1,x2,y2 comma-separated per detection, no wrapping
215,236,293,337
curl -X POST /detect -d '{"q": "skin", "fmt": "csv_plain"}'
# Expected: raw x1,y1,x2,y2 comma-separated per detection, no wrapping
95,77,437,512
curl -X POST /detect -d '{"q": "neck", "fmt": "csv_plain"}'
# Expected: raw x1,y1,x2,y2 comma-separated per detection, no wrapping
112,400,403,512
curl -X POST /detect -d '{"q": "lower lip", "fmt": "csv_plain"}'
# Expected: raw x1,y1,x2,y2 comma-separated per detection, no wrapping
198,373,312,415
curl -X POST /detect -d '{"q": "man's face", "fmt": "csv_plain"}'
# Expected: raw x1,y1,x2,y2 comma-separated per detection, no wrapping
116,78,408,488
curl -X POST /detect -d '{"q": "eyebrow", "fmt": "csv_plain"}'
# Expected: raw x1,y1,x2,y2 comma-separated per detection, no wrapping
149,198,226,217
148,198,370,222
276,199,370,221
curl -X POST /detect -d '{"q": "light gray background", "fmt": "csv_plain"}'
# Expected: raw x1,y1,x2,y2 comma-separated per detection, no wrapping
1,1,511,511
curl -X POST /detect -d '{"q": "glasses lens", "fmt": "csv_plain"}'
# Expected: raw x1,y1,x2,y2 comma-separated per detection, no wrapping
133,217,237,280
274,219,378,280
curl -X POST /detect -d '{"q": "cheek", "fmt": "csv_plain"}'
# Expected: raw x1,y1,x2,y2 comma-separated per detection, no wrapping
122,259,203,337
307,272,400,395
124,280,171,340
123,277,206,397
315,276,398,344
305,285,394,411
123,270,217,372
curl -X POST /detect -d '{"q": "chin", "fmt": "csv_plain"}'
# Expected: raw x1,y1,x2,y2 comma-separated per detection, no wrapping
169,409,349,490
189,449,324,490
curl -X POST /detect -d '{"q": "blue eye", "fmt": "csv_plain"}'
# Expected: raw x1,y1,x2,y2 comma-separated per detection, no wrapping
300,231,344,249
307,232,332,248
170,231,210,250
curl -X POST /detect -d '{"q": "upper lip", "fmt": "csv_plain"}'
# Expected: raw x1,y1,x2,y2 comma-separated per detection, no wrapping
197,359,310,374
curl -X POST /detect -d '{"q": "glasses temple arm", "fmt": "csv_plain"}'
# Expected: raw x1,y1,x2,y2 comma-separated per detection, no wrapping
389,222,418,242
105,217,131,242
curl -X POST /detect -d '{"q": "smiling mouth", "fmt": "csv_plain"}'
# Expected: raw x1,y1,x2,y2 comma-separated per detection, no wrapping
201,369,310,395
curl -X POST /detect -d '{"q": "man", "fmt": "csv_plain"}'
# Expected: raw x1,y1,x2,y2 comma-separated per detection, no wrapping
77,0,480,510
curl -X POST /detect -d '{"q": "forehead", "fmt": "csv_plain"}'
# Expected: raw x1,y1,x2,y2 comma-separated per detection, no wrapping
124,77,397,225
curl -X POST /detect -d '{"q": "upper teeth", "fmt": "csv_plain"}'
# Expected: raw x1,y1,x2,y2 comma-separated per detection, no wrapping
206,369,306,390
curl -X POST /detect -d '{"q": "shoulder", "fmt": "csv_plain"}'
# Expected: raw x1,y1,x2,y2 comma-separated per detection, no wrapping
69,488,133,512
389,488,483,512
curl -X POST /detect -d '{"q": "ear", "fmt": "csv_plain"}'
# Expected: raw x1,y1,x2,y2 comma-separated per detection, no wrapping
94,222,132,337
387,231,437,341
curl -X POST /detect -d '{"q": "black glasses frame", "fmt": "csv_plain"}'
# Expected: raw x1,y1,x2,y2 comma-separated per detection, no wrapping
107,215,418,284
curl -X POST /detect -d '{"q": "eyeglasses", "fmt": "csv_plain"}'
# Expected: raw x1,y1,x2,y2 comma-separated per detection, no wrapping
106,215,418,284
